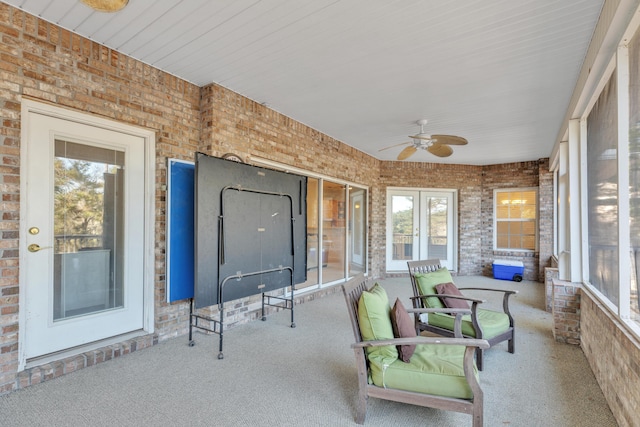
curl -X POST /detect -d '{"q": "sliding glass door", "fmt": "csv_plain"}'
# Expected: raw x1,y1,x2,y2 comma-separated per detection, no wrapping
299,175,367,289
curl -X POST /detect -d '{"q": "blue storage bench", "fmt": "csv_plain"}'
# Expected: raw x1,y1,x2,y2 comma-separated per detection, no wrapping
492,259,524,282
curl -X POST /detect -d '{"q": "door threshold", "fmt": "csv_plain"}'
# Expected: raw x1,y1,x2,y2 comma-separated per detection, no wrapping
24,330,151,370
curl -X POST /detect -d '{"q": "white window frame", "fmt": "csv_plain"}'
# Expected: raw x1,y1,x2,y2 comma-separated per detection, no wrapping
493,187,539,252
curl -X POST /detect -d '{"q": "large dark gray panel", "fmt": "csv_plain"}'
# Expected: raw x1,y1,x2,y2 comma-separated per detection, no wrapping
194,153,307,309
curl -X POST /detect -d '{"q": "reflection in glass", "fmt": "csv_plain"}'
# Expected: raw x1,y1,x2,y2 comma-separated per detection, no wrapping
349,187,367,276
392,195,414,261
629,28,640,322
322,181,346,284
300,178,319,289
587,72,619,306
495,190,537,250
53,140,124,320
426,197,448,261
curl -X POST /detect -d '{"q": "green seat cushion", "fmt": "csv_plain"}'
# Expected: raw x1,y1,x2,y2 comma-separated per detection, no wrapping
414,268,454,309
428,309,510,339
372,343,478,400
357,283,398,373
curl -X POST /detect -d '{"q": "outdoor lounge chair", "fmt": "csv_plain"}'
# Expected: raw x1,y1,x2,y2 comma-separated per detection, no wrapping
407,259,517,371
342,274,489,426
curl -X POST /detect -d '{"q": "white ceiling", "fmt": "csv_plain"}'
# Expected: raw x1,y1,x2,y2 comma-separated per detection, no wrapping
4,0,605,165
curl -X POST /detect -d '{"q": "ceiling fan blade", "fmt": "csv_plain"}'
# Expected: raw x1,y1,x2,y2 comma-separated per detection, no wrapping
378,141,411,152
397,145,417,160
427,143,453,157
431,134,468,145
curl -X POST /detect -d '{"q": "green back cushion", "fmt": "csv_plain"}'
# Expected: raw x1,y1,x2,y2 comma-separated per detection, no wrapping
357,283,398,379
381,343,478,399
414,267,454,308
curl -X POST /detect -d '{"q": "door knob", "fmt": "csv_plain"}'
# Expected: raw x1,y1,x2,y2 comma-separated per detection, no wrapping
28,244,52,253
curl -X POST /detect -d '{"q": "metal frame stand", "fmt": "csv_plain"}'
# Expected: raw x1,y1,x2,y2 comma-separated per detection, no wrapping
188,266,295,359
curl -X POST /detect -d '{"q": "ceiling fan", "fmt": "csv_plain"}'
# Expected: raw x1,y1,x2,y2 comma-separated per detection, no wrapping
379,119,468,160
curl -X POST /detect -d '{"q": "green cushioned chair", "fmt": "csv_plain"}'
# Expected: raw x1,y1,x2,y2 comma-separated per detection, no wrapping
407,259,517,371
342,274,489,426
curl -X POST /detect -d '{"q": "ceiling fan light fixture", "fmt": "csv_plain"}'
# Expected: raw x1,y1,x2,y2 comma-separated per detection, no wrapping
379,119,466,160
80,0,129,12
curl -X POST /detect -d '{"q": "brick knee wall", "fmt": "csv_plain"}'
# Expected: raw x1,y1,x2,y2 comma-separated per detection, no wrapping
545,267,559,312
552,279,581,345
15,335,157,391
581,290,640,427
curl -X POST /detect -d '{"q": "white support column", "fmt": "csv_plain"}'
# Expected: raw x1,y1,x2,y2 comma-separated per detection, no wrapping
558,141,570,280
568,119,583,283
579,118,590,283
617,43,631,319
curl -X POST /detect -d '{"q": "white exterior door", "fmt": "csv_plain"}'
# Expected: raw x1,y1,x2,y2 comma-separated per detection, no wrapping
386,189,457,271
20,102,153,363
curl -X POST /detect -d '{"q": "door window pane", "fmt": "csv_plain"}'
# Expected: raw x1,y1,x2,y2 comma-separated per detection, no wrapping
322,181,346,284
54,140,124,320
426,197,448,261
391,195,415,261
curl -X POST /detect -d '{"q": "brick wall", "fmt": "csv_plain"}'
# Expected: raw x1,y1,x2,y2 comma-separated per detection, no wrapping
199,84,379,187
0,3,202,394
538,159,554,278
481,161,547,281
379,159,552,280
551,279,581,345
581,289,640,427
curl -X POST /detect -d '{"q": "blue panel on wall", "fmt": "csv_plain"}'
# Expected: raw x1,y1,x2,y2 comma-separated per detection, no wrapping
166,159,194,302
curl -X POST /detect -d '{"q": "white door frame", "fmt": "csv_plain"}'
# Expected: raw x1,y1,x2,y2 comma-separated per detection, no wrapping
18,99,156,370
386,187,458,271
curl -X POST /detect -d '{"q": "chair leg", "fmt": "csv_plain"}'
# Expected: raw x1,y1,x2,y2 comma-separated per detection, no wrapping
355,404,366,424
508,331,515,354
355,390,367,424
473,402,483,427
476,347,484,371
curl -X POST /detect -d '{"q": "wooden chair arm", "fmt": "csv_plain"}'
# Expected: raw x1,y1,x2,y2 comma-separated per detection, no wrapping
407,307,469,337
457,288,518,326
458,287,518,296
406,307,471,315
410,294,485,337
352,336,490,350
410,293,486,304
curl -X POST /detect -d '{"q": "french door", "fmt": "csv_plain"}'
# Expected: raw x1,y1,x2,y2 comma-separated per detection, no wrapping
20,101,154,363
386,189,456,271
